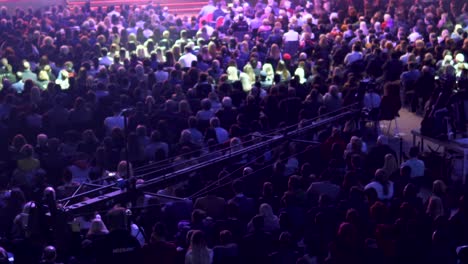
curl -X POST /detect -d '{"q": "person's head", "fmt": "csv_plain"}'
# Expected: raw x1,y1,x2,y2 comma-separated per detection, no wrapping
136,125,146,137
375,169,388,183
188,116,198,129
337,222,357,244
409,146,419,158
383,154,398,174
458,246,468,264
288,175,302,191
42,186,56,202
36,134,48,147
150,130,161,143
377,135,388,145
263,181,273,196
88,216,109,236
20,144,34,159
222,97,232,108
117,160,132,179
232,179,243,194
151,222,167,242
190,230,207,249
432,180,446,196
42,246,57,263
370,201,388,224
427,195,444,219
23,60,31,70
328,85,339,97
191,209,206,224
201,98,211,111
259,203,274,217
12,134,27,150
106,207,129,231
219,230,232,245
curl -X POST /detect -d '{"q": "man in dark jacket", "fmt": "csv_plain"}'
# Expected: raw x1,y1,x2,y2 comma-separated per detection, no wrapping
240,215,273,264
92,207,142,264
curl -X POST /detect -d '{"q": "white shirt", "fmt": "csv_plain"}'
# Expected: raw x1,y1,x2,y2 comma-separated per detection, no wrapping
203,25,215,36
178,52,198,68
143,29,154,39
155,70,169,83
68,164,90,184
344,51,363,66
199,4,216,17
400,53,411,65
365,181,394,200
197,109,215,121
99,56,114,67
185,248,213,264
408,32,422,43
401,158,425,178
363,92,381,109
214,127,229,143
283,30,300,42
55,77,70,90
183,128,204,146
104,115,124,134
144,141,169,160
284,157,299,176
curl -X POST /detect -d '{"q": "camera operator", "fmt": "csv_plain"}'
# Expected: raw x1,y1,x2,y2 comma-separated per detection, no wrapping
89,207,142,264
421,66,457,139
359,79,381,134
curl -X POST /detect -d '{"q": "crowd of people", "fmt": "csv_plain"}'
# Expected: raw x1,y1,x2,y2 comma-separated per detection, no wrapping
0,0,467,263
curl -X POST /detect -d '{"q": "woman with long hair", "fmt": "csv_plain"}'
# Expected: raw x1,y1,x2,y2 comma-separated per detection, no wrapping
200,45,213,64
258,19,272,34
426,180,447,219
381,154,399,180
172,45,181,61
178,100,193,118
294,61,307,84
185,230,213,264
116,160,134,180
207,42,218,60
247,203,280,233
87,216,109,238
262,63,275,86
164,50,176,68
276,60,291,82
266,44,281,68
242,63,256,85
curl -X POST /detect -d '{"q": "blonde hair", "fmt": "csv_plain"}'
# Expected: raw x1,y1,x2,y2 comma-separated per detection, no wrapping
262,63,274,80
87,217,109,236
117,160,133,179
38,70,49,81
136,45,148,59
276,60,290,81
227,66,239,81
269,44,281,60
382,154,398,177
42,36,54,47
243,64,256,84
207,42,217,58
